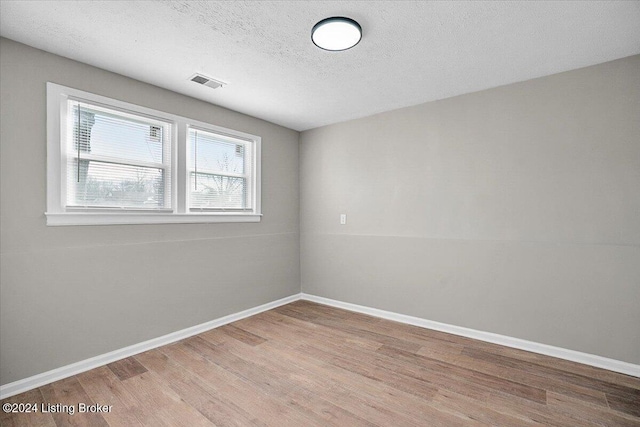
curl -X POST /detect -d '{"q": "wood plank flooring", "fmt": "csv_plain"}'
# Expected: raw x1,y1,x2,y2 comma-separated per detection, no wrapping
2,300,639,426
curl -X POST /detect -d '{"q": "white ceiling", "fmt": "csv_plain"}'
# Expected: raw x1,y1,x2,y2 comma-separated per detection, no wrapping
1,1,639,131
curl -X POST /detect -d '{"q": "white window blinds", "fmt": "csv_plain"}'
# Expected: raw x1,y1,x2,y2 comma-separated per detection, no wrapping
65,100,172,210
188,128,253,210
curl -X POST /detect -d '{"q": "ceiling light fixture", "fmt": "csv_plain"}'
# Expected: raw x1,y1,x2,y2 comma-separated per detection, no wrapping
312,17,362,51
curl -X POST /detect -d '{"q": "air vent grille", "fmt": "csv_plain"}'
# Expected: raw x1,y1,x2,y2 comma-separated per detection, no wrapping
190,73,227,90
191,75,209,85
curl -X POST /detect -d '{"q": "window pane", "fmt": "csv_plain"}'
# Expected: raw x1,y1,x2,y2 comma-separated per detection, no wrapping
67,160,166,209
189,129,245,174
66,100,171,209
190,172,246,209
69,102,165,164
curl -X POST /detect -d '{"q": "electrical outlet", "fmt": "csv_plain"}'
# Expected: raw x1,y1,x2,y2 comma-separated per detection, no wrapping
340,214,347,225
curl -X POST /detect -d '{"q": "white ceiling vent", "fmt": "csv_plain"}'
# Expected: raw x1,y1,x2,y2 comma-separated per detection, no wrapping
190,73,227,89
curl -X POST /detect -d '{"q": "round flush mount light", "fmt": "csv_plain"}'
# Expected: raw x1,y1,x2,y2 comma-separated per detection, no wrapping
312,17,362,51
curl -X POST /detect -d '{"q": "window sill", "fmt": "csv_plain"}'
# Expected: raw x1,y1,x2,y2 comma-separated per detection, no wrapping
45,212,262,226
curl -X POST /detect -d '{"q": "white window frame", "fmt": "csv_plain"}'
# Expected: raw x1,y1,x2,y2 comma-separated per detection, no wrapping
64,99,174,212
46,82,262,226
187,125,256,212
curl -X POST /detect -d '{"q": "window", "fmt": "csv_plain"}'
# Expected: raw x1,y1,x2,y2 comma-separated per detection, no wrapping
46,83,261,225
188,127,255,211
66,101,172,210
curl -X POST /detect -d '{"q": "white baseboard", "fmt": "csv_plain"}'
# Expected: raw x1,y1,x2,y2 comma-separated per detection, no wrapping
0,293,301,399
301,293,640,378
3,291,637,399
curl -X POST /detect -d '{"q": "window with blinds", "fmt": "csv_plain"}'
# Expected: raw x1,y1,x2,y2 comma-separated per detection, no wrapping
65,100,172,210
188,128,253,211
46,82,261,226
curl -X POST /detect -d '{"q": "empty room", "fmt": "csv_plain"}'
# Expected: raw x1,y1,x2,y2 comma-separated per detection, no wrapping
1,1,639,426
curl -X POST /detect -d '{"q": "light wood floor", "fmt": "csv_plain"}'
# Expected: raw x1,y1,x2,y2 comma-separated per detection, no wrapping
2,300,639,426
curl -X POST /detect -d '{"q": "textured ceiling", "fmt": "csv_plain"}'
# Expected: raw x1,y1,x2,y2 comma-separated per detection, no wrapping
1,1,639,131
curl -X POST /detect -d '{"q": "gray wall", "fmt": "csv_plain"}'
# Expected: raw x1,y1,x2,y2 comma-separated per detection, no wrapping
0,38,300,385
300,55,640,364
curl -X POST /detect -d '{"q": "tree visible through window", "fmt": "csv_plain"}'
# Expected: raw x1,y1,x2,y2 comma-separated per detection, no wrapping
189,128,252,210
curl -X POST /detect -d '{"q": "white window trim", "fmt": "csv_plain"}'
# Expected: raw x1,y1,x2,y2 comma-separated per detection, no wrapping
186,125,256,212
63,100,174,211
46,82,262,226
